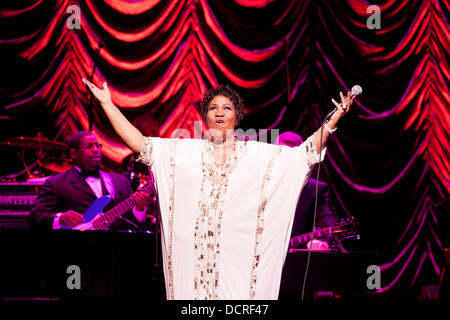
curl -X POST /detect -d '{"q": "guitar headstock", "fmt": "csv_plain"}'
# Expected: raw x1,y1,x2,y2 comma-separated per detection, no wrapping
289,217,360,248
331,217,359,238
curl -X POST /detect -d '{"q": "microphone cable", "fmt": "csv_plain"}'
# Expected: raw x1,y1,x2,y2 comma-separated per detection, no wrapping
299,86,361,300
300,120,326,301
117,215,143,232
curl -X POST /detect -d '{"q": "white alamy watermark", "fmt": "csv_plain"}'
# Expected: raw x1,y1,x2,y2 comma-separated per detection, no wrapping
366,5,381,30
169,121,279,144
66,264,81,290
66,5,81,30
366,264,381,290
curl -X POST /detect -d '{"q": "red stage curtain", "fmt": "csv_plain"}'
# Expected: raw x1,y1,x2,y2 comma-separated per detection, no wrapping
1,0,449,298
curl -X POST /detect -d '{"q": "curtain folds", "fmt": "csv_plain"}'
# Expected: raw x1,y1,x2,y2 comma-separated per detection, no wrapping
0,0,449,298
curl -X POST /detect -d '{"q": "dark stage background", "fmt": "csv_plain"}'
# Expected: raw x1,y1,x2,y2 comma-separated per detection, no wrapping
0,0,449,299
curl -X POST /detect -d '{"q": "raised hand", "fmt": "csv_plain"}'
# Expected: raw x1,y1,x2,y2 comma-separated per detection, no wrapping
331,91,355,117
312,89,356,152
82,78,112,106
81,77,147,154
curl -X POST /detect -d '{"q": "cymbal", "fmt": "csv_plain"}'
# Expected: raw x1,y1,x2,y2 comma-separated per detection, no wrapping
0,136,68,150
38,158,73,173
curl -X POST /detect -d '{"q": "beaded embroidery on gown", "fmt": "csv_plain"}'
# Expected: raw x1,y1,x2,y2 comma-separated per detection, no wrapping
138,135,325,299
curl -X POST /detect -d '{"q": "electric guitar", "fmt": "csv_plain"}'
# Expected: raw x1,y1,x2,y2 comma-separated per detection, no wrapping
289,218,358,248
62,183,155,231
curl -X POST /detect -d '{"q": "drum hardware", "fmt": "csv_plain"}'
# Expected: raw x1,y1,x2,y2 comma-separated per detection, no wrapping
0,134,68,150
37,158,73,173
0,133,69,178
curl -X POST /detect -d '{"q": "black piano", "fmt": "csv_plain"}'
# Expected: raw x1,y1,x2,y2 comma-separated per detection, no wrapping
1,228,380,301
279,248,381,300
0,229,165,300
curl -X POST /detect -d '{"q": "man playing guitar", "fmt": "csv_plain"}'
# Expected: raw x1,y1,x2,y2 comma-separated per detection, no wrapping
28,131,152,231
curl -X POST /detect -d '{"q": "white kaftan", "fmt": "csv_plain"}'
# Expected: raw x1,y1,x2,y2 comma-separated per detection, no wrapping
138,135,325,300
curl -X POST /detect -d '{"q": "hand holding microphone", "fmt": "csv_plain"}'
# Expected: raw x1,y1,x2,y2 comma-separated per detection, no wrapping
325,85,362,122
332,85,362,112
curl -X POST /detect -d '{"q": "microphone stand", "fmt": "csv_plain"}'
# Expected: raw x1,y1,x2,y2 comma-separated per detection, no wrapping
88,43,104,131
148,171,162,296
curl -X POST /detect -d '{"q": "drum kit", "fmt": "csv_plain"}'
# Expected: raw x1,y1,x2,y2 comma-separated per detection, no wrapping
0,134,159,232
0,133,152,186
0,133,73,181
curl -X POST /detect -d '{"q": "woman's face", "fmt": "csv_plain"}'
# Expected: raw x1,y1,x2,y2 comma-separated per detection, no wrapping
206,95,237,140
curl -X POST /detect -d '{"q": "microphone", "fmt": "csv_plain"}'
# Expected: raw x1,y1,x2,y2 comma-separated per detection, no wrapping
324,85,362,122
350,85,363,98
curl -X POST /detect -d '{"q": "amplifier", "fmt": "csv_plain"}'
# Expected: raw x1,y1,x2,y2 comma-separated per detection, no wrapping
279,249,381,300
0,193,38,229
0,178,44,228
0,211,30,229
0,193,38,210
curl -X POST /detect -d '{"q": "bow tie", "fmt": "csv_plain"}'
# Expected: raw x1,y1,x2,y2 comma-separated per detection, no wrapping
80,169,101,179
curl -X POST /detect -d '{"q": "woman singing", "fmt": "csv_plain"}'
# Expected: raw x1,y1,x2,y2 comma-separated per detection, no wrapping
82,78,354,300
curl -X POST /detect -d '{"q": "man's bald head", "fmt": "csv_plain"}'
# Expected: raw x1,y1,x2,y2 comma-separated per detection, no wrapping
276,131,303,147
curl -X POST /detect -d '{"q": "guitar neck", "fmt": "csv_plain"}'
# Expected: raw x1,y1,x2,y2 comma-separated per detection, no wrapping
290,226,334,247
290,219,357,248
94,196,136,229
93,184,154,230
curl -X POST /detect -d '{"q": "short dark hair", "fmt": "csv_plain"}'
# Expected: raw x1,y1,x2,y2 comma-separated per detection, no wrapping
68,131,94,149
200,85,244,124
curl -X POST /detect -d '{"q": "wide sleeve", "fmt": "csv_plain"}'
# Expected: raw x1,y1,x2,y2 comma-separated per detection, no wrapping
302,134,327,168
137,136,155,167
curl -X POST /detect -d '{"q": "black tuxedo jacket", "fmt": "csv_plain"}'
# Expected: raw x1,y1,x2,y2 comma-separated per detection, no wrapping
28,168,139,231
290,178,337,243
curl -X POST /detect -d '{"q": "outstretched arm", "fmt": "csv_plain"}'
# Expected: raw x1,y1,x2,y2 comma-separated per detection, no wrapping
313,90,355,153
82,78,144,153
